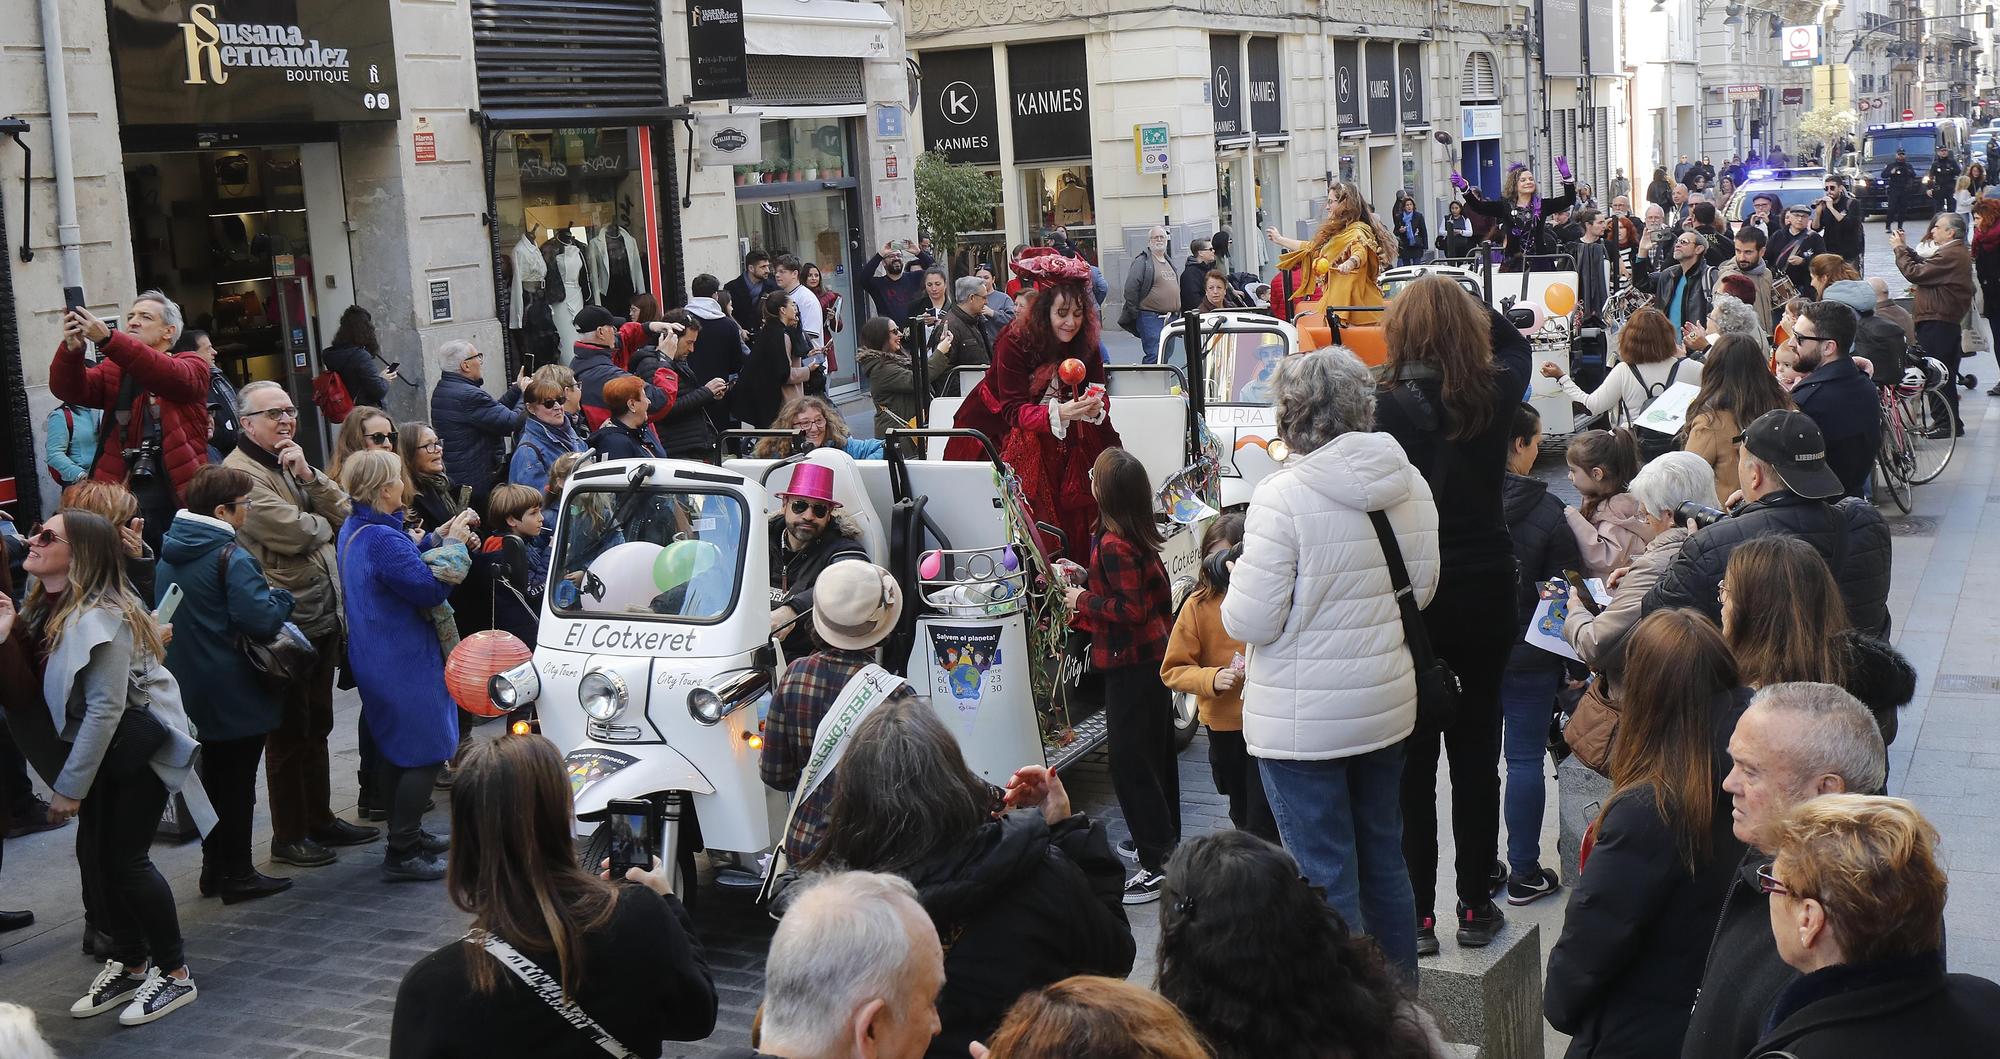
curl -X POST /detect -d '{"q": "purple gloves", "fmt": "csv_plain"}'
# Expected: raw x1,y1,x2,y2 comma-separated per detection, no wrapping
1450,171,1470,192
1556,156,1573,181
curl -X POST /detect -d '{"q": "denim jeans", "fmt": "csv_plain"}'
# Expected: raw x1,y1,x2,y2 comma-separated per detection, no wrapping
1137,311,1167,364
1260,745,1418,981
1500,665,1561,878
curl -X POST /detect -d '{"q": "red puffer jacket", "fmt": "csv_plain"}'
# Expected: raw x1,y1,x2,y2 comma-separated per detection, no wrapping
49,331,213,501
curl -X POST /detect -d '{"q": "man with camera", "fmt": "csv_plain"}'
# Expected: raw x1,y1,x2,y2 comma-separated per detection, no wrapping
225,381,380,867
1641,409,1891,638
50,294,212,551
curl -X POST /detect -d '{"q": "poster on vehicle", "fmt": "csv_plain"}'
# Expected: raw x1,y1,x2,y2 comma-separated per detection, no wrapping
927,625,1004,736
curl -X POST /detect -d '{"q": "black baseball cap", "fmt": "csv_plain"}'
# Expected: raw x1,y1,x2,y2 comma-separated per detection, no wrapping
573,305,625,332
1738,410,1844,500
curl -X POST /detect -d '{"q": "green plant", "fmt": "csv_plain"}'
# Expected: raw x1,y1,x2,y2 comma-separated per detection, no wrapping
915,153,1002,274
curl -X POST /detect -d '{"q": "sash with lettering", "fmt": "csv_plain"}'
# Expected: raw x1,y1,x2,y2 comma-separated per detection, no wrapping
757,663,908,904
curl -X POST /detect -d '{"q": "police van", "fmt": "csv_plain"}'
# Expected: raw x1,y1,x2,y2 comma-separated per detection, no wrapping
1853,120,1963,216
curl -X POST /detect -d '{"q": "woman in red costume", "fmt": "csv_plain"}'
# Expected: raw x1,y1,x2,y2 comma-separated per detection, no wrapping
946,250,1122,560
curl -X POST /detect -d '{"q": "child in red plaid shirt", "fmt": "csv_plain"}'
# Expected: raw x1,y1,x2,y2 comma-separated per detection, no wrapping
1064,448,1178,904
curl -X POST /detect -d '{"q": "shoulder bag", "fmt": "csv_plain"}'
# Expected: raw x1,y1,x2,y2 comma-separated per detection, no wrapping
467,929,636,1058
218,543,318,690
1618,358,1686,459
1368,510,1460,730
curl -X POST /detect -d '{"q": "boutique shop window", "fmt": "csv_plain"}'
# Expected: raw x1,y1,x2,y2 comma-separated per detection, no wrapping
1021,165,1096,260
494,129,661,366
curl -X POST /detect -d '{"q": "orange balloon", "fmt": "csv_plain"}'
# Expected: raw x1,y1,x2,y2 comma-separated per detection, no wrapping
1544,282,1577,316
445,630,534,717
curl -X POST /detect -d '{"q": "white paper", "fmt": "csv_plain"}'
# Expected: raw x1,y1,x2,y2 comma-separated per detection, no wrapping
1634,380,1702,435
1525,596,1582,662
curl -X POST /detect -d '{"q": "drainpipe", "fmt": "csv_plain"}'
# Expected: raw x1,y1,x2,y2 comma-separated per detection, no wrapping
37,0,84,304
1323,0,1336,192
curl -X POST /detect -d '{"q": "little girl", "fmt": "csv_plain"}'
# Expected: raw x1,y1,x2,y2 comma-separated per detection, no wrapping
1160,512,1277,844
1065,447,1178,904
1563,428,1655,579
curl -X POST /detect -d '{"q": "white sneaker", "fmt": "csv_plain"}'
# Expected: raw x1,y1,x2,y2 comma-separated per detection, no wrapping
1122,868,1165,905
117,968,197,1026
70,959,147,1018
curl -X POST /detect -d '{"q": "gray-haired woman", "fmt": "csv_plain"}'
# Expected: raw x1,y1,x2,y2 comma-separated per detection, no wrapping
1220,346,1441,979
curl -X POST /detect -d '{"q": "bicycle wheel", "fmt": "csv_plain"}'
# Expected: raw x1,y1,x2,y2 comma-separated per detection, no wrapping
1901,390,1957,485
1876,448,1913,513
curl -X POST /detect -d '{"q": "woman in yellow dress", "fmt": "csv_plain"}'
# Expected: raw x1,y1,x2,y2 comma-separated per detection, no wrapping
1263,181,1393,325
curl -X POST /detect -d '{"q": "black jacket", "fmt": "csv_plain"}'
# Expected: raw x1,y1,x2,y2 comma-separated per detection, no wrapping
1179,255,1213,312
1813,193,1865,262
1505,472,1583,670
653,358,720,459
1766,228,1824,293
768,518,866,658
686,310,745,432
1882,159,1918,188
1745,954,2000,1059
1545,688,1751,1059
1646,260,1714,329
1641,492,1892,638
1394,208,1429,253
1681,851,1787,1059
1927,155,1960,191
571,345,667,433
722,273,769,337
735,326,795,429
429,372,524,497
903,811,1136,1059
323,343,391,408
1790,357,1882,500
390,886,715,1059
929,305,995,393
589,420,666,462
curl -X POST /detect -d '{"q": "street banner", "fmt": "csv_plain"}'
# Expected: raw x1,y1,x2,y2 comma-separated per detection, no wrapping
688,0,748,101
1211,35,1243,137
920,48,1001,165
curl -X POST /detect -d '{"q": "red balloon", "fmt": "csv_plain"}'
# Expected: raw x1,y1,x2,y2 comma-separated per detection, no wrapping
445,630,534,717
1058,358,1087,386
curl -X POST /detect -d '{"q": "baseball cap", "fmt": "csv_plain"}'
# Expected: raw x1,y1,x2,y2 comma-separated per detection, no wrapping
1738,409,1845,500
573,305,625,332
1820,280,1877,316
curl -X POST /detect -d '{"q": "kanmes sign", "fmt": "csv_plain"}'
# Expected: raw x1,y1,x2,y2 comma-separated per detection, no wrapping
110,0,400,126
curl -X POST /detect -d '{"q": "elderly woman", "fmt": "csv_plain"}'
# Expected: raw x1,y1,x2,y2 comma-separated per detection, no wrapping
508,368,588,494
336,450,477,882
1221,347,1440,978
754,394,886,459
589,375,669,461
1555,451,1717,869
1751,795,2000,1051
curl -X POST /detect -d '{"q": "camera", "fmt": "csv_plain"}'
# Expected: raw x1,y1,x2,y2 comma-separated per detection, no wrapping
122,439,163,481
1676,500,1728,529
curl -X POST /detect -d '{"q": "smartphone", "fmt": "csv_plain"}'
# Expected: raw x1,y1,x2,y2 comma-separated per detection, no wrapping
726,373,740,387
604,798,659,879
154,583,185,625
64,286,86,315
1563,569,1605,615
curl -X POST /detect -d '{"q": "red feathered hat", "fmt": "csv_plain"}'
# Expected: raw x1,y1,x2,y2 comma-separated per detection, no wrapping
1011,248,1094,285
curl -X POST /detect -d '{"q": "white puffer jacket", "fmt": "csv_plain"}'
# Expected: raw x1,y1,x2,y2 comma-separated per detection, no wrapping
1221,431,1441,760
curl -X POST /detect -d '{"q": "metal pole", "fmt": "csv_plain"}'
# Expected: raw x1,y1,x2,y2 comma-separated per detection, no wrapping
36,0,83,300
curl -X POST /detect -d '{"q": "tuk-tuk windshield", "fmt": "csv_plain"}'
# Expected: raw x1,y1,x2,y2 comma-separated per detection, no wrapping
1159,328,1291,404
554,488,747,620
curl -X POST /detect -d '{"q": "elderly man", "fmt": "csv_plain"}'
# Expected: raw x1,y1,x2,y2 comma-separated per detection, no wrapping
1677,683,1887,1059
429,338,529,512
860,240,936,322
1766,204,1824,295
731,871,943,1059
1786,301,1884,497
1123,226,1178,363
51,293,212,547
928,277,994,393
1716,226,1774,333
768,463,867,661
1643,409,1890,636
1892,214,1975,432
1646,231,1715,334
224,381,379,866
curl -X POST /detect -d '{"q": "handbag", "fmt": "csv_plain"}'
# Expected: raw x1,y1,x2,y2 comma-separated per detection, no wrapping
468,929,636,1058
1367,510,1460,730
1563,676,1620,774
217,543,318,690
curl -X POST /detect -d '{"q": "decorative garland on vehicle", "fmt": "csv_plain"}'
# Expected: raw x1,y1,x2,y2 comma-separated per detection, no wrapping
989,461,1076,748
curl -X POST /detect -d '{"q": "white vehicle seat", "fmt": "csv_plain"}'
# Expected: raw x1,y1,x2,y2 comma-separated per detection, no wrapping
900,460,1015,559
925,396,968,459
1104,366,1182,396
754,449,888,566
584,540,667,613
1106,393,1190,494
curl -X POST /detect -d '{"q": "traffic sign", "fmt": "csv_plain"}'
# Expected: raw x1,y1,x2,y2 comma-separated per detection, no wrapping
1782,25,1822,66
1135,122,1171,175
1935,102,1948,115
1903,108,1916,120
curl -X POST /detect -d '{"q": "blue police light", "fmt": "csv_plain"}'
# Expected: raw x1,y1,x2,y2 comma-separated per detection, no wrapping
1748,168,1776,180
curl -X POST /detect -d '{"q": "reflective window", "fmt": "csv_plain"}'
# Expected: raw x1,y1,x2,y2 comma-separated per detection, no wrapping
552,489,746,621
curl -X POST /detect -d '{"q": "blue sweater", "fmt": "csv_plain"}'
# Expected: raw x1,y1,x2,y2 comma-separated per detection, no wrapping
337,502,459,767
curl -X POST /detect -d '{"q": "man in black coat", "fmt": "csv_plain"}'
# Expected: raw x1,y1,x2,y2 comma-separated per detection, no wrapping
1786,300,1881,499
1812,174,1866,262
767,473,867,662
1178,238,1218,311
1881,149,1919,231
1927,144,1960,214
685,274,747,433
723,251,773,339
428,338,529,511
1680,683,1888,1059
1642,409,1892,637
1767,204,1825,295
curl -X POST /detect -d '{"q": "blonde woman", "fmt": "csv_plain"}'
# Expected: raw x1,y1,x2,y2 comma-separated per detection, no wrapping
754,394,886,459
1266,182,1392,324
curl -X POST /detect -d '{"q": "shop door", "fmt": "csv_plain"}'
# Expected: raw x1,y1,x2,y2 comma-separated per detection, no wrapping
736,192,860,392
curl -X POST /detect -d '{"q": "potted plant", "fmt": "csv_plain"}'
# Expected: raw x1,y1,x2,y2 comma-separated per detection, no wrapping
734,165,750,186
803,158,819,181
822,154,842,180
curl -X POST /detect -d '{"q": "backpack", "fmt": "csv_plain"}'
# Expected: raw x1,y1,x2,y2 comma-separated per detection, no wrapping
45,405,86,485
312,369,355,424
1619,359,1686,460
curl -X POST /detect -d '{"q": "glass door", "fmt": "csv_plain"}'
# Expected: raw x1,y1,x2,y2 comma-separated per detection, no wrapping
736,191,860,392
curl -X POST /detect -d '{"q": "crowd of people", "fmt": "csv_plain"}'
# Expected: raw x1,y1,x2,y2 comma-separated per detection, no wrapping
0,150,1996,1059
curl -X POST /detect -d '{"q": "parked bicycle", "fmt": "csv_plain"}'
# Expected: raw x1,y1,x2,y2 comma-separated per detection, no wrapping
1874,356,1957,514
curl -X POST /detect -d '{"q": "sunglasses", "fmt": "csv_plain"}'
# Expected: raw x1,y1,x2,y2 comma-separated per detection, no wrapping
26,523,68,547
788,499,832,519
537,398,565,410
365,431,399,446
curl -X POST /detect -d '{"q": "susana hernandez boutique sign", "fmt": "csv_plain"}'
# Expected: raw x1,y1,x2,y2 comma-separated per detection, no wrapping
109,0,401,125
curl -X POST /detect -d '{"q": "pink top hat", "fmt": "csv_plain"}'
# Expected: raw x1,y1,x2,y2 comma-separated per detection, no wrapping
775,462,842,508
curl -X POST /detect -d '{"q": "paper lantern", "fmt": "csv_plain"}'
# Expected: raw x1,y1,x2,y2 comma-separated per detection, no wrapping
1058,358,1087,387
1544,282,1577,316
446,630,533,717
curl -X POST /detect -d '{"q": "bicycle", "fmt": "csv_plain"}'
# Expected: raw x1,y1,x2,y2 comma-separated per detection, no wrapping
1874,357,1958,513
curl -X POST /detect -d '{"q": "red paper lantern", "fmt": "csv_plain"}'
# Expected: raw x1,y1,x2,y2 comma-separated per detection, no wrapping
446,630,533,717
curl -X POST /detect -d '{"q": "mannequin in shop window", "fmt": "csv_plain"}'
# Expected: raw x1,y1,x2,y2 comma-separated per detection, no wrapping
589,222,646,321
1054,171,1093,228
541,229,591,358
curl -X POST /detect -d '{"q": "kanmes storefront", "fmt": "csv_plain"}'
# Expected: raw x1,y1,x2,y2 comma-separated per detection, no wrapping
108,0,399,460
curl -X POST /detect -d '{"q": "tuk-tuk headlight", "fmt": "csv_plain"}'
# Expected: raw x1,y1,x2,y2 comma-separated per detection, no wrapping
689,667,775,726
488,661,540,713
688,686,724,725
1266,438,1291,462
579,670,628,722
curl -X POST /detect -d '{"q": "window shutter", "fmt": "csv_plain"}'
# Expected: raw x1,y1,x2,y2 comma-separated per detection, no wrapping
1461,52,1498,101
471,0,671,124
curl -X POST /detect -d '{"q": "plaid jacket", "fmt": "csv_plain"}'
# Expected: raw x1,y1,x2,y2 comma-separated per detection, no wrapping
1075,531,1172,670
760,647,914,859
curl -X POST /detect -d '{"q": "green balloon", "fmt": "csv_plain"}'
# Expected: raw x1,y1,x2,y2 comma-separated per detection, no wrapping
653,539,721,592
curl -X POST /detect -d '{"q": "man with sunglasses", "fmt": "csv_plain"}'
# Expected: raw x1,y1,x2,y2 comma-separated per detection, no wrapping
1679,683,1886,1059
1811,175,1864,264
225,381,380,868
767,464,866,662
1644,230,1714,334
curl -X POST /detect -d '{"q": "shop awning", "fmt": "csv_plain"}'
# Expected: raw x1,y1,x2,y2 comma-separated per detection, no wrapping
744,0,895,59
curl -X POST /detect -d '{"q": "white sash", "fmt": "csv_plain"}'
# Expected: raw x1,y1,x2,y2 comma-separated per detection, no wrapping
469,929,636,1058
758,663,906,903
